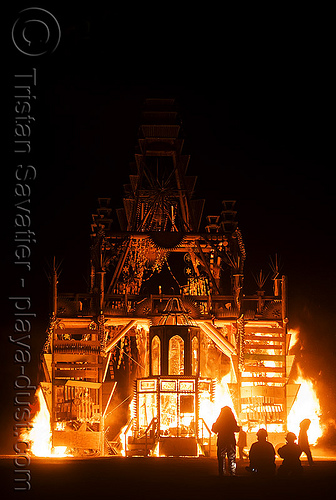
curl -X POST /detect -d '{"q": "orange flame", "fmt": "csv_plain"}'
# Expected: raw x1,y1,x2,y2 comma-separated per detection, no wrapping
199,374,236,429
286,329,323,445
288,328,300,351
287,367,323,445
119,422,132,457
21,387,71,457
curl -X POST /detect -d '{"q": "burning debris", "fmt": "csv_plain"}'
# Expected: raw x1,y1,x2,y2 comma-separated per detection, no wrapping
21,388,71,457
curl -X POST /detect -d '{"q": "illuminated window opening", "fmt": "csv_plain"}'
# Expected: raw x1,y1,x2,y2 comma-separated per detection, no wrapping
160,393,178,436
179,394,195,436
138,393,157,431
151,335,161,375
168,335,184,375
191,336,199,376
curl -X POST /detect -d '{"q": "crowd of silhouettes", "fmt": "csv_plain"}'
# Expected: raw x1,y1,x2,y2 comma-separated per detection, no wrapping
211,406,314,477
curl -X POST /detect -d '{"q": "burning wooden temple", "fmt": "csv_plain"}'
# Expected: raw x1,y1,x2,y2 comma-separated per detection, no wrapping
39,98,299,457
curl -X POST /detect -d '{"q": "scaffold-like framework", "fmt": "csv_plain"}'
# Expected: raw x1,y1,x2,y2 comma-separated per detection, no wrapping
40,99,298,456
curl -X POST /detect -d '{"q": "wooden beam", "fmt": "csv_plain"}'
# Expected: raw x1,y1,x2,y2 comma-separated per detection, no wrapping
106,238,131,294
196,320,236,357
102,381,117,417
54,354,99,363
244,353,285,362
54,369,98,378
244,335,285,342
195,240,221,294
244,327,284,334
102,351,112,382
244,366,286,373
104,320,137,353
54,340,101,350
65,380,101,389
244,344,283,350
240,377,287,383
55,362,101,367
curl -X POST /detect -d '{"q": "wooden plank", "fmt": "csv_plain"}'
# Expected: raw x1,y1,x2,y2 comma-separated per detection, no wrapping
240,386,285,398
245,344,283,350
286,383,301,413
240,377,286,383
244,354,285,362
65,380,101,389
244,335,285,342
55,327,92,335
54,354,100,363
244,366,285,373
54,340,101,349
54,365,100,372
244,327,284,334
55,362,101,368
241,399,285,406
55,369,98,378
53,430,101,449
41,354,52,382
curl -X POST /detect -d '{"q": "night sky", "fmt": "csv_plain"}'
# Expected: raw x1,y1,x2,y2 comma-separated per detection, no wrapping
2,5,334,454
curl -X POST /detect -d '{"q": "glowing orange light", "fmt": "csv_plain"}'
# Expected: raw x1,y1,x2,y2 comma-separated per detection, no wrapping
119,405,134,457
288,328,300,351
21,387,72,457
199,374,236,429
287,367,323,445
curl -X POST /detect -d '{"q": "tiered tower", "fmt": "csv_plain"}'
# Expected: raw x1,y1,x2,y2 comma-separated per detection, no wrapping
40,99,298,456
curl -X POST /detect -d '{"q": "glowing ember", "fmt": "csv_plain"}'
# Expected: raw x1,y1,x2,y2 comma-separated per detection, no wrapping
21,387,71,457
287,368,323,445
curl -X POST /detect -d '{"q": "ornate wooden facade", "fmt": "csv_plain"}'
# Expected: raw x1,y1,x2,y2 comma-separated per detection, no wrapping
40,99,298,456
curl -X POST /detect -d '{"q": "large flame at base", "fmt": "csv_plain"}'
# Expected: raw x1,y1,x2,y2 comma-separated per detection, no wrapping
21,387,72,457
287,329,324,446
287,368,323,445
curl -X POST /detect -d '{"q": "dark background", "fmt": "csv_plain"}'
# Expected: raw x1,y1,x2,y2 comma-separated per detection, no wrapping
2,4,334,454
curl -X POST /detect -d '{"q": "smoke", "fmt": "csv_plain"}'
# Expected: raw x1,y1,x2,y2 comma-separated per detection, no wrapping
316,419,336,452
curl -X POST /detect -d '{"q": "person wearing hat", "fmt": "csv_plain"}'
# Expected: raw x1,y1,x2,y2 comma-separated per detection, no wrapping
277,432,303,477
246,428,276,476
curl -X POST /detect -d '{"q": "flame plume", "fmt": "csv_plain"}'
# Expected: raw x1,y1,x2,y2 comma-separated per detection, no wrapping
287,367,323,445
21,387,71,457
287,329,323,445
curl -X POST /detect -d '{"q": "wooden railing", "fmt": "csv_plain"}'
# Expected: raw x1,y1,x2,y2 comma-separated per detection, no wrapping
123,417,159,457
198,418,213,457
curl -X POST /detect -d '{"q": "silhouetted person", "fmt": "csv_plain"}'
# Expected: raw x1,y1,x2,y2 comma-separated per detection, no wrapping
299,419,314,466
237,428,248,460
247,428,276,476
277,432,302,477
212,406,240,476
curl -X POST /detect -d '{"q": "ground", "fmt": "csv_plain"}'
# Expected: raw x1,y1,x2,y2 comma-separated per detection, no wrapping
1,455,336,500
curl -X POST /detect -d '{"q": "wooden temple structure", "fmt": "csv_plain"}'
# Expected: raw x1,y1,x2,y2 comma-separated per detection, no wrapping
39,98,299,456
